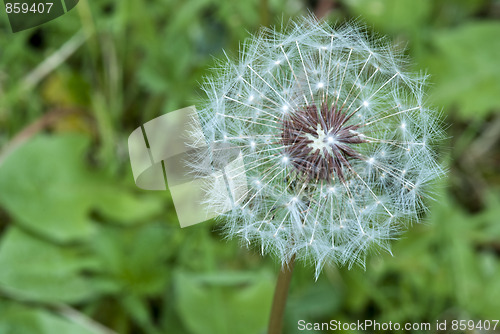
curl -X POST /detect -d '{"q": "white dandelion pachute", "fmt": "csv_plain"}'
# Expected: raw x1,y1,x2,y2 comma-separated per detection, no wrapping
193,17,445,278
128,17,445,278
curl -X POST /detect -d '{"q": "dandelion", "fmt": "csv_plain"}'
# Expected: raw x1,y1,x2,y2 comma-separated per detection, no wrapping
195,17,444,279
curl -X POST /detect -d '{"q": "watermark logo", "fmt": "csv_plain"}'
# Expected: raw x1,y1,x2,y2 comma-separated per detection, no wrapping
4,0,79,32
128,106,248,228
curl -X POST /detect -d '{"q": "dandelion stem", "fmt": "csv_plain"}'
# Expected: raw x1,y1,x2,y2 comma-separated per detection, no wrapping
267,253,296,334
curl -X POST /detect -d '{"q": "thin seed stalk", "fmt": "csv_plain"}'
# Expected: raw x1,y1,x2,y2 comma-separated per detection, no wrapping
267,253,296,334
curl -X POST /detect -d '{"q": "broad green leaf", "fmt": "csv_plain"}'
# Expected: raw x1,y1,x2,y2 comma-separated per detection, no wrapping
121,294,160,334
0,134,96,241
0,134,164,241
92,223,177,298
91,184,164,225
174,270,274,334
423,22,500,118
0,301,100,334
0,227,98,303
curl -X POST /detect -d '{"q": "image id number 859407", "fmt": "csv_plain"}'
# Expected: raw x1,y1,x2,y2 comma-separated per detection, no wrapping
5,2,53,13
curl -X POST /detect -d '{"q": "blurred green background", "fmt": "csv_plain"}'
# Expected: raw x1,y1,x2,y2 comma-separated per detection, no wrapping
0,0,499,333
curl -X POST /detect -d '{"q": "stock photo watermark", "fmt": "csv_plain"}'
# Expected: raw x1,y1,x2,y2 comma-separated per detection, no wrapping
297,319,500,332
3,0,78,32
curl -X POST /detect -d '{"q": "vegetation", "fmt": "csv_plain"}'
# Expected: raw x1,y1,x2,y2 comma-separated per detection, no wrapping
0,0,499,333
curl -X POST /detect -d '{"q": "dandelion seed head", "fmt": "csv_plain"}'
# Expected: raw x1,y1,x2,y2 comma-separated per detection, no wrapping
194,16,446,279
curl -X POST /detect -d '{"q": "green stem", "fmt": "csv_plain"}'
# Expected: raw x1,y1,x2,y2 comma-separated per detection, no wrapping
267,254,296,334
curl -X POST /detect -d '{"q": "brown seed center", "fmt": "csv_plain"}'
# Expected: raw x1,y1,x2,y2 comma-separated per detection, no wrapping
281,102,366,181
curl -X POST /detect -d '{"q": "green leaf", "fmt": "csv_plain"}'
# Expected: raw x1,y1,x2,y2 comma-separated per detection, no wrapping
0,134,96,241
0,134,164,242
0,227,98,303
92,184,164,225
121,294,160,334
0,301,100,334
174,270,274,334
423,22,500,118
92,223,177,298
